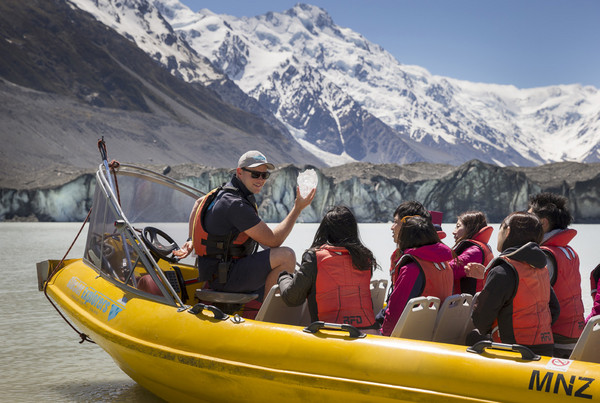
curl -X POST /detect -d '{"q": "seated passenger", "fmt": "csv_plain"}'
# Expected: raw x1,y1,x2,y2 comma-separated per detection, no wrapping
467,212,560,357
528,192,585,358
278,206,379,333
174,151,315,305
387,201,435,282
450,211,494,295
380,215,453,337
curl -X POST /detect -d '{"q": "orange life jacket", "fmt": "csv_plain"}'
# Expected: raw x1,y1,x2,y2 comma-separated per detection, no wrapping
314,245,376,328
395,253,453,306
490,256,554,346
541,229,585,339
192,186,257,260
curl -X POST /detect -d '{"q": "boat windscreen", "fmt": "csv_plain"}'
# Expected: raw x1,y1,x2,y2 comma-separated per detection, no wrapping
83,167,198,303
116,174,197,224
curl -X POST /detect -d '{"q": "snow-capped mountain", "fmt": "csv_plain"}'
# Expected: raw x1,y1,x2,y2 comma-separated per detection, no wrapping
67,0,308,155
70,0,600,167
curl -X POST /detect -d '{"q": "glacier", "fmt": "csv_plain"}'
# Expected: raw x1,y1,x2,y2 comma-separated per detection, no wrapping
4,161,600,223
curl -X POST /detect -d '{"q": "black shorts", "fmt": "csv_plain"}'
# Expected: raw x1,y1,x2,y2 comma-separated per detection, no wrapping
209,249,272,297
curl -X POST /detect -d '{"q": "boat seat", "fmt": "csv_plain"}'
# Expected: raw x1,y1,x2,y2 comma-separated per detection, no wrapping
569,315,600,364
461,291,480,343
370,279,389,312
255,285,307,325
432,293,473,344
195,289,258,304
390,296,440,341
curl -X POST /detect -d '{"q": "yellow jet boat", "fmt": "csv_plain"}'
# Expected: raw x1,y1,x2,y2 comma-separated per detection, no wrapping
38,159,600,402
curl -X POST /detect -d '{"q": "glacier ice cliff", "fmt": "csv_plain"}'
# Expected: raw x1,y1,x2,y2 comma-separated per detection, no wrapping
2,160,600,223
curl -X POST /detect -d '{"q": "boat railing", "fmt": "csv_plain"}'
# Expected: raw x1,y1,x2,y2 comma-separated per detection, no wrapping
115,163,205,200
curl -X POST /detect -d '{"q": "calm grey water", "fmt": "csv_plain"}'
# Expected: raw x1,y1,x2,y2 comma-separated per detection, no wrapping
1,222,598,402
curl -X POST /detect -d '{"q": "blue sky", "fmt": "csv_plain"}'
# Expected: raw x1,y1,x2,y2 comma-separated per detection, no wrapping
178,0,599,89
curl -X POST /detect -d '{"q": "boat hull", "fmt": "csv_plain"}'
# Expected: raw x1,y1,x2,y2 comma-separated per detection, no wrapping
44,259,600,402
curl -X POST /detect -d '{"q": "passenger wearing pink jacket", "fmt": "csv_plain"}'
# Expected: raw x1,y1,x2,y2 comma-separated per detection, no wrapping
449,211,494,295
380,215,453,337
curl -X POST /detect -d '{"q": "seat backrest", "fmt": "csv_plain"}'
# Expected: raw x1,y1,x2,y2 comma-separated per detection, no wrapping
390,296,440,341
255,285,306,325
432,293,473,344
370,279,389,312
461,291,480,343
570,315,600,364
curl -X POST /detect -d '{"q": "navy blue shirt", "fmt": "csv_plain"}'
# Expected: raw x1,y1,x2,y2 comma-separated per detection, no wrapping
204,175,261,236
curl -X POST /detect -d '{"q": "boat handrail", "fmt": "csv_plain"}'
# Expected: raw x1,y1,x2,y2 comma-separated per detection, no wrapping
303,321,366,339
466,340,541,361
95,165,188,309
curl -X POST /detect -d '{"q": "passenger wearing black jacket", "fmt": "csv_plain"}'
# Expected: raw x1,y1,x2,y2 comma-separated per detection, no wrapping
466,212,560,357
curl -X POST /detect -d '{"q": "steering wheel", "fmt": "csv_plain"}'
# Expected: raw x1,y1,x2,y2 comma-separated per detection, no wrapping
142,226,180,263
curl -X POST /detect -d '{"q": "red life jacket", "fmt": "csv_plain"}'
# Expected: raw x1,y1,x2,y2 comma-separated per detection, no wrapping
541,229,585,339
314,245,376,328
389,249,401,283
395,253,453,306
192,186,257,260
490,256,554,346
453,226,494,294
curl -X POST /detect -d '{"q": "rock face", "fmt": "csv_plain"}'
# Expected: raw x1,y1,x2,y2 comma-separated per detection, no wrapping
3,160,600,223
0,0,323,188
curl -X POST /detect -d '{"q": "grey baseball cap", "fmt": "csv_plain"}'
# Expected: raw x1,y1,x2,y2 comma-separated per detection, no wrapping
237,150,275,169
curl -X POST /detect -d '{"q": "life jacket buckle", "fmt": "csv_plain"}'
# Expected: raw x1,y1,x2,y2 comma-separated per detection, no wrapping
218,261,230,284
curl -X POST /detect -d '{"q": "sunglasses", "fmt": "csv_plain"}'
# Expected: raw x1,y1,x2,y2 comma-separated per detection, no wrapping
242,167,271,179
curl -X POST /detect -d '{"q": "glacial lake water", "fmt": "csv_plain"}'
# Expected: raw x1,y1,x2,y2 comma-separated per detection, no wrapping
1,222,598,402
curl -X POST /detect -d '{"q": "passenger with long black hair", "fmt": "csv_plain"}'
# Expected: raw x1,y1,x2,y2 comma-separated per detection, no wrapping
278,206,380,333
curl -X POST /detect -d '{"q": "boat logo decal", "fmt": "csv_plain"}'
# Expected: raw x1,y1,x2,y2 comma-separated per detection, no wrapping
343,316,363,326
528,369,594,399
67,277,125,321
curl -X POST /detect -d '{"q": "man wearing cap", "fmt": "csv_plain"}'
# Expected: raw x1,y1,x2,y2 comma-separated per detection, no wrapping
175,150,315,300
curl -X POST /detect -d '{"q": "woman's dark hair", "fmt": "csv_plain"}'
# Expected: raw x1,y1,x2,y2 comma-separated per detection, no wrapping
397,215,440,251
499,212,544,251
528,192,572,230
394,200,431,222
453,210,488,246
311,206,377,272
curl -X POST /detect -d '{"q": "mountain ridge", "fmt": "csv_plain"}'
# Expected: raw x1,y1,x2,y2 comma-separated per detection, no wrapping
0,0,323,186
159,1,600,167
2,0,600,190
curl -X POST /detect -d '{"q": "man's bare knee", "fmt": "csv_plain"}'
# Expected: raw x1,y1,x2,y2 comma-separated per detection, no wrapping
269,247,296,272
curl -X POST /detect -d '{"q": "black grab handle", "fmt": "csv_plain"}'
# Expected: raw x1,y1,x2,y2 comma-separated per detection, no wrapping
303,321,366,339
188,303,229,320
467,340,541,361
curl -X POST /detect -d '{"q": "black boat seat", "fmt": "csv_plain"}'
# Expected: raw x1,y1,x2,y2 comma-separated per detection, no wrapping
195,289,258,304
